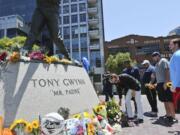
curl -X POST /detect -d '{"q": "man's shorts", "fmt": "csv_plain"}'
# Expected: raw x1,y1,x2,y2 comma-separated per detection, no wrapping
156,83,173,102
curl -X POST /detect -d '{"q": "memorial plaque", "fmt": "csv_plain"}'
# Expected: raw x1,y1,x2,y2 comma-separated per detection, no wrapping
0,62,99,126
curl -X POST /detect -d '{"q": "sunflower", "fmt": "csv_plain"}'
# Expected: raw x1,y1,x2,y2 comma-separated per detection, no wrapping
166,82,172,88
31,120,39,129
10,119,27,130
25,123,33,133
73,114,81,119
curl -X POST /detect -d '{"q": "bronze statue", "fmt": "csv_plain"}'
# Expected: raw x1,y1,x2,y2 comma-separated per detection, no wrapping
22,0,70,60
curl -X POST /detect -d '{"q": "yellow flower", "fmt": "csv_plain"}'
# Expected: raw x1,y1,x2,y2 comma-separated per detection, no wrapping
83,112,93,119
94,105,104,113
73,114,81,119
43,56,60,64
9,52,20,63
166,82,172,88
10,119,28,130
25,123,33,133
10,123,17,130
60,59,72,64
87,123,95,135
32,120,39,129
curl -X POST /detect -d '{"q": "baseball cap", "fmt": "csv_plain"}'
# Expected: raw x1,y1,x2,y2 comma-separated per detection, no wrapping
152,52,161,57
141,60,150,65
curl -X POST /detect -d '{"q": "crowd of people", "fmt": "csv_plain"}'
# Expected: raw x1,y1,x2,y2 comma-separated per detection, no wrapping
102,38,180,126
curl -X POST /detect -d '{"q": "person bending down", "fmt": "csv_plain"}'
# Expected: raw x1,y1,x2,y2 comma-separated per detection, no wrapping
111,73,144,123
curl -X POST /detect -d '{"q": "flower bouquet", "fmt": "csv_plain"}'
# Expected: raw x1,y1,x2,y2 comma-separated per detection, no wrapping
28,51,44,61
10,119,40,135
9,52,20,63
106,99,122,125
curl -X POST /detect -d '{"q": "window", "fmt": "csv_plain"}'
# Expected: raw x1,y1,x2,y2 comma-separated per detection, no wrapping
72,51,80,61
81,51,88,59
80,33,87,49
72,38,79,50
0,29,4,39
93,74,101,82
80,14,86,22
71,15,78,23
90,50,101,67
63,27,70,39
63,39,70,50
71,4,77,13
63,16,69,24
79,3,86,12
63,5,69,14
136,44,160,55
71,0,77,2
63,0,69,3
80,25,87,33
72,25,78,38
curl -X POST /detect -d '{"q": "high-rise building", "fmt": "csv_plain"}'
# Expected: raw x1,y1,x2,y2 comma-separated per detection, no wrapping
0,0,105,88
58,0,105,86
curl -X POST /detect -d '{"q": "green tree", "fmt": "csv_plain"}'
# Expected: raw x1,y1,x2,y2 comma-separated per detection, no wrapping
105,52,132,74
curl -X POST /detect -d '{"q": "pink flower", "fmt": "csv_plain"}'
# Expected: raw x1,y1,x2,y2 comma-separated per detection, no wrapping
29,51,44,60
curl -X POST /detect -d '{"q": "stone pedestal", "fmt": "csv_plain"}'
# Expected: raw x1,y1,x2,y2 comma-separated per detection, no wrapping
0,62,99,126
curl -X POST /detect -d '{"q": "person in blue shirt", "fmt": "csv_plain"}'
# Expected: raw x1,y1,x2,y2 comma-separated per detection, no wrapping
123,60,140,81
169,38,180,116
142,60,158,117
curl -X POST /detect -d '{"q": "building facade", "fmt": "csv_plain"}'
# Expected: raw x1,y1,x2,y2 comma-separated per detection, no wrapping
105,34,180,64
57,0,105,85
0,15,29,38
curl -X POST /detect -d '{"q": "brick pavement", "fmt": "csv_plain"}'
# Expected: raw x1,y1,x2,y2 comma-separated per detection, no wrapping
99,95,180,135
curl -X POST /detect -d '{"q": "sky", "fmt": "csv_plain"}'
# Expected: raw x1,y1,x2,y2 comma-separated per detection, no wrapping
103,0,180,41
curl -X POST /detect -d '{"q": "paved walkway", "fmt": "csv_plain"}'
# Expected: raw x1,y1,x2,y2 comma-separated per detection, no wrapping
99,95,180,135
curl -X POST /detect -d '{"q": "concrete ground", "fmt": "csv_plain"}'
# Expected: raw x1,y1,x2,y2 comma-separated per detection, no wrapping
99,95,180,135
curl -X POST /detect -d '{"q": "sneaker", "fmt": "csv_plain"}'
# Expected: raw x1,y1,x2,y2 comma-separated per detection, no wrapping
168,117,178,125
159,115,167,120
149,112,158,117
134,119,144,125
137,119,144,123
144,112,158,117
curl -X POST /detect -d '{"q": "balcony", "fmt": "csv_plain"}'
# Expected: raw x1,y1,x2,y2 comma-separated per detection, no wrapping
89,44,100,50
88,7,98,15
88,18,99,26
89,29,99,39
88,0,97,4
